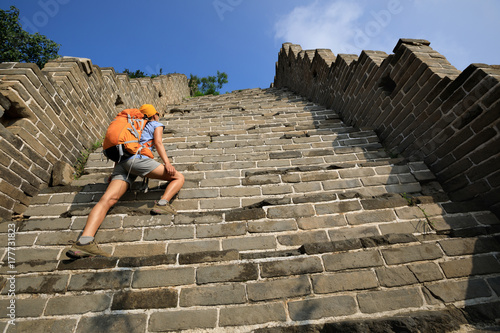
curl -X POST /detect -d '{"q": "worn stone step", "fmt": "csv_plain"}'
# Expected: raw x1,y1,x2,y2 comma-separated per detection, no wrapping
2,232,500,331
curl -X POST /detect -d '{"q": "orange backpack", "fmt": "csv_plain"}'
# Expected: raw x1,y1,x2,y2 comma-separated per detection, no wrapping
102,108,154,162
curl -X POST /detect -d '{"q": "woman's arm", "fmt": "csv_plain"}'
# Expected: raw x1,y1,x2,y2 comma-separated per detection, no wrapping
153,126,176,176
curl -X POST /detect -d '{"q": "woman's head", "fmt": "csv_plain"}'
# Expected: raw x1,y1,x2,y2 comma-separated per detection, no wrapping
140,104,158,119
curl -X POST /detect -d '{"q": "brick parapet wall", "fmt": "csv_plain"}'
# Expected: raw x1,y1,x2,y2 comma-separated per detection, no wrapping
274,38,500,215
0,58,190,219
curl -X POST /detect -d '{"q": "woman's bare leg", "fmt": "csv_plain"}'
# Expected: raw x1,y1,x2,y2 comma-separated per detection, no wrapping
81,179,129,237
146,165,184,201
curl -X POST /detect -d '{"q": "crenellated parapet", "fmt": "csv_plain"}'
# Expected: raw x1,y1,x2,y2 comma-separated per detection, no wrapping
275,39,500,215
0,58,190,219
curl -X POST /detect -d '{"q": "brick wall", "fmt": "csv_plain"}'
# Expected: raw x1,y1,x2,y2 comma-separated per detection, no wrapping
274,38,500,216
0,57,190,219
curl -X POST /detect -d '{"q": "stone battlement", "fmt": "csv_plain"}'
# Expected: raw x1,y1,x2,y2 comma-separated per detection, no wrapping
0,58,189,220
274,39,500,216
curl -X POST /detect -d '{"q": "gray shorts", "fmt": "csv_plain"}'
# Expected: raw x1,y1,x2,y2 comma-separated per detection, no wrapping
111,157,161,185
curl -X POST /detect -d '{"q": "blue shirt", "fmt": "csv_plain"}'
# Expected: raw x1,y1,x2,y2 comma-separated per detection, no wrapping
130,120,165,159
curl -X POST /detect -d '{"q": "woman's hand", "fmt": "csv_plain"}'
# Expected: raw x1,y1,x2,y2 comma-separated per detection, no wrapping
165,163,176,176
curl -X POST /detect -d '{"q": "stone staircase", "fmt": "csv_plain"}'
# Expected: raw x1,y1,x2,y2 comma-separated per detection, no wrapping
1,88,500,332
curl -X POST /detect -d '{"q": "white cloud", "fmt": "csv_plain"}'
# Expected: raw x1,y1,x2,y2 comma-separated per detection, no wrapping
274,1,364,54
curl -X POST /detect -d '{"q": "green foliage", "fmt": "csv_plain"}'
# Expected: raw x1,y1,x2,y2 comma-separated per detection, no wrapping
189,71,228,96
73,139,103,179
0,6,60,68
123,68,164,79
123,68,147,78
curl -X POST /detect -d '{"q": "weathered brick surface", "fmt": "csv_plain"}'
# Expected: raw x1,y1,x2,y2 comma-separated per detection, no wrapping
312,270,378,293
323,250,384,271
288,295,357,320
149,309,217,331
180,283,246,306
5,79,500,332
196,263,258,284
219,303,287,327
357,288,424,313
247,275,311,301
45,293,112,315
381,243,443,265
261,257,323,278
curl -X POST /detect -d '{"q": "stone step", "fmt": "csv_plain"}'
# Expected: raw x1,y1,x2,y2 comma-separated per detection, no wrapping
2,231,500,331
3,87,500,332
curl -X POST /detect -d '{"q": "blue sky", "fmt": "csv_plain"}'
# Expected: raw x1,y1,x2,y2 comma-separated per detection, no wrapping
4,0,500,94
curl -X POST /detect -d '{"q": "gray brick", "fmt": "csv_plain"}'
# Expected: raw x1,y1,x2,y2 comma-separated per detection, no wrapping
323,249,384,271
132,267,195,288
376,266,418,287
379,220,431,235
167,239,220,254
197,222,246,238
112,289,177,310
425,279,491,303
18,218,71,231
149,309,218,331
219,303,287,327
260,257,323,278
408,262,444,282
34,231,80,246
248,219,297,233
196,263,258,284
112,243,166,257
262,184,294,195
122,215,170,227
9,318,77,333
297,215,346,229
220,187,261,197
431,215,479,232
200,198,241,209
0,297,46,317
242,174,281,185
222,236,277,251
315,200,362,215
15,248,61,262
76,314,147,333
439,237,500,256
143,225,194,241
178,249,239,265
288,295,357,321
339,168,376,178
323,178,362,190
178,188,219,199
45,294,112,315
292,182,322,192
357,287,423,313
12,274,68,294
328,225,380,241
312,270,378,293
267,204,315,218
68,271,132,291
180,283,246,306
346,209,397,225
277,230,329,246
439,255,500,278
382,243,443,265
247,275,311,301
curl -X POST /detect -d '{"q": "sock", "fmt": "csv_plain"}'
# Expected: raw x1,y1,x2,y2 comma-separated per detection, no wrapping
78,236,94,245
157,199,168,206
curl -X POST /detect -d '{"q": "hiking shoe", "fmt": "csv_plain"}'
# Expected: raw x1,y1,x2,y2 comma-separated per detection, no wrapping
66,240,111,258
151,201,177,215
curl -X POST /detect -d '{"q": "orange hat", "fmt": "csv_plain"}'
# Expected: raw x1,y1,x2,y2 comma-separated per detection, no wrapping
139,104,158,117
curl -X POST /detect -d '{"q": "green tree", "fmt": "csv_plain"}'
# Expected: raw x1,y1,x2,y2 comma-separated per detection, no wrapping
0,6,60,68
190,71,228,96
123,68,147,78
